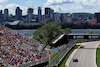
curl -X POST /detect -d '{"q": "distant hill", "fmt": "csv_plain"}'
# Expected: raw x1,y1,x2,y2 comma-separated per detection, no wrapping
73,12,93,14
61,12,94,19
61,12,93,15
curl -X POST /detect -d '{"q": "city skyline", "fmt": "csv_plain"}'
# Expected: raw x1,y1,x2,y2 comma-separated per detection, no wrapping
0,0,100,15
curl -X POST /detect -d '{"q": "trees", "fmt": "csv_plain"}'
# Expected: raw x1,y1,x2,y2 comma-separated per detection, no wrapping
33,22,71,45
63,28,72,34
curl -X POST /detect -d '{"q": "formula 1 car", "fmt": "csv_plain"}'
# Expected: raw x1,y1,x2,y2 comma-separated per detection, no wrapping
73,59,78,62
80,46,84,48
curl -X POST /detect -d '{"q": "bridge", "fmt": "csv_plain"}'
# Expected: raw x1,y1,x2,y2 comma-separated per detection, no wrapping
51,34,100,47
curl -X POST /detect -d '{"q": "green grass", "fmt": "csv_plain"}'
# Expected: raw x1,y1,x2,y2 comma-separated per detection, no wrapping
59,45,80,67
96,48,100,67
50,53,58,62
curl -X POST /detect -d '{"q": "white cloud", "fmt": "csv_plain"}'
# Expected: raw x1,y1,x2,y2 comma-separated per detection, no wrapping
0,0,8,4
46,0,74,5
0,5,3,9
0,3,38,15
45,0,97,7
75,5,83,10
0,3,26,15
34,11,37,14
48,5,61,12
75,0,96,9
5,4,20,15
5,3,19,9
20,5,28,15
47,5,75,13
45,0,100,10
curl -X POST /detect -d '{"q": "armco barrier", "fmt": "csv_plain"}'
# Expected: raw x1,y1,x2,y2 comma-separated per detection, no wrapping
65,49,78,67
17,57,49,67
46,40,76,67
57,43,76,67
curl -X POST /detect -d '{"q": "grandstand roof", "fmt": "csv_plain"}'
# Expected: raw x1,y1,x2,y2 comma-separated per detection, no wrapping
52,34,65,44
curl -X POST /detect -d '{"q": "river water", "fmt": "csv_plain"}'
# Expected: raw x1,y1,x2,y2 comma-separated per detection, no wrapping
12,29,100,38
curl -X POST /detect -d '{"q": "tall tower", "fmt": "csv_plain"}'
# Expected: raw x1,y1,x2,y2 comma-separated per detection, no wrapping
4,9,9,21
15,7,22,20
38,7,42,22
0,10,4,22
45,8,50,17
50,9,54,20
0,10,2,15
95,13,100,23
27,8,34,22
45,7,54,20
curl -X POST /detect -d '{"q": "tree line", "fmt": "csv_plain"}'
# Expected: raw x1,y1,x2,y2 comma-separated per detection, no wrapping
33,22,71,45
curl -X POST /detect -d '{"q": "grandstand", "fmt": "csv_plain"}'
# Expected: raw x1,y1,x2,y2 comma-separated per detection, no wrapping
0,25,49,67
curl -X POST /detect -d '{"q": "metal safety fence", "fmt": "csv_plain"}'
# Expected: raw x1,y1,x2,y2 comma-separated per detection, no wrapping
46,40,76,67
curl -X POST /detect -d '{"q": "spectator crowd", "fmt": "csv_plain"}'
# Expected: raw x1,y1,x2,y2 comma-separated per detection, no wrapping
0,26,46,67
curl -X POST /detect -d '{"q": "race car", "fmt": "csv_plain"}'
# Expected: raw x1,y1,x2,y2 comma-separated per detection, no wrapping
80,46,84,48
73,59,78,62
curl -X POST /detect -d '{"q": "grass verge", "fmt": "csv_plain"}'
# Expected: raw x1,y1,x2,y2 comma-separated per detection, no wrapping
50,53,58,62
59,45,80,67
96,48,100,67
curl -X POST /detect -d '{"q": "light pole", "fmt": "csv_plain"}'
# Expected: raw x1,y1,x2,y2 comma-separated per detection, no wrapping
0,31,3,48
49,50,51,64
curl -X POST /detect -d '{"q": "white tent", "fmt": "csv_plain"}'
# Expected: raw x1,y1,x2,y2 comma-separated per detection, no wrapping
8,21,19,25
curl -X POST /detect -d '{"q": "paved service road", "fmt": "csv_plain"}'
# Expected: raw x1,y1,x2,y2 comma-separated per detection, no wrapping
69,41,100,67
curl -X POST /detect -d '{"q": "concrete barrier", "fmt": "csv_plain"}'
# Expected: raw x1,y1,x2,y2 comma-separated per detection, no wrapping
65,49,78,67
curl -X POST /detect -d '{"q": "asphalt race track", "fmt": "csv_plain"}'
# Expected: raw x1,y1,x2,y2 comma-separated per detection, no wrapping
69,41,100,67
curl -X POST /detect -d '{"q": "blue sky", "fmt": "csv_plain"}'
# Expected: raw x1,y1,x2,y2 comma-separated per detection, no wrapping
0,0,100,15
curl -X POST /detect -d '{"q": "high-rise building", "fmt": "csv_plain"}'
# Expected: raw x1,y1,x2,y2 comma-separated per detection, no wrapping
60,14,64,23
95,13,100,23
45,8,50,19
45,8,50,16
15,7,22,20
45,7,54,20
0,10,4,22
54,13,61,24
0,10,2,15
27,8,34,22
27,8,33,14
42,15,45,22
38,7,42,22
4,9,9,21
67,13,73,23
50,9,54,20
